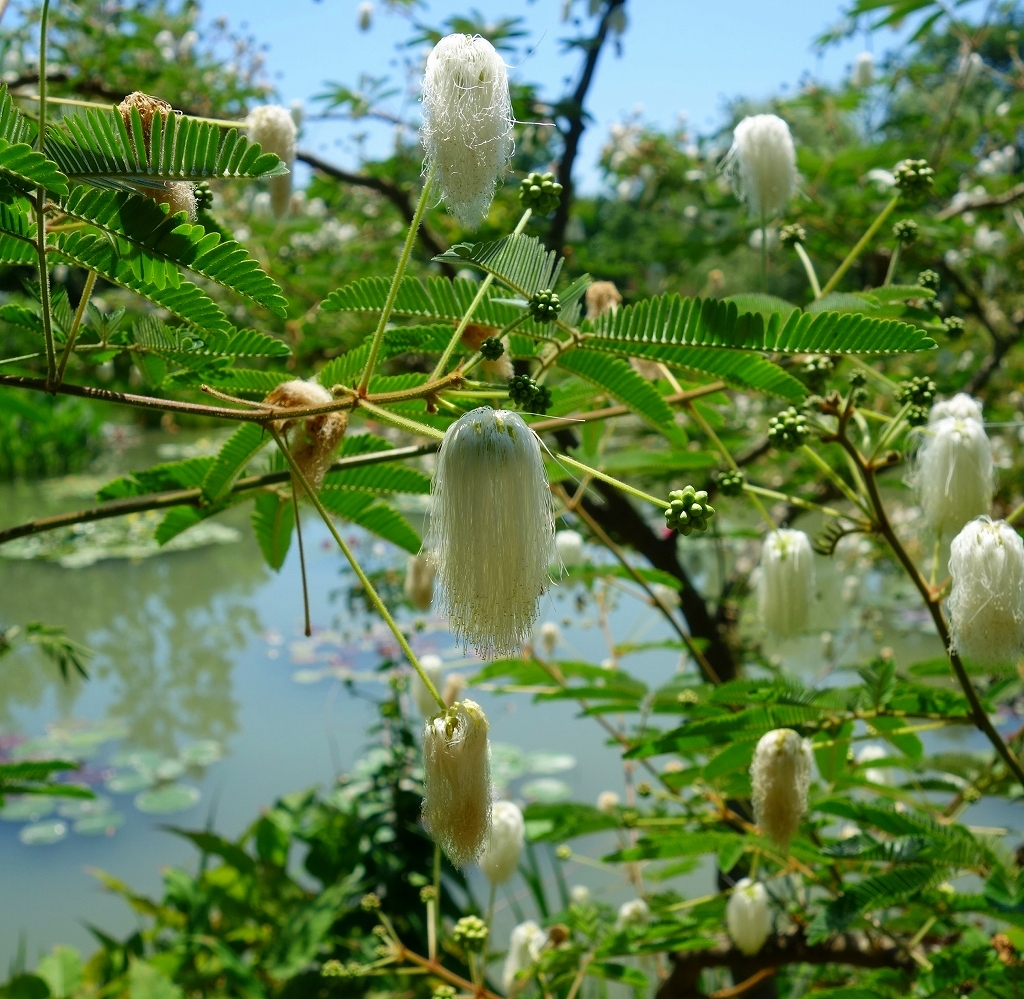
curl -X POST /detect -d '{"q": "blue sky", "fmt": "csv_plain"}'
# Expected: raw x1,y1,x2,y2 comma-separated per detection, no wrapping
201,0,910,190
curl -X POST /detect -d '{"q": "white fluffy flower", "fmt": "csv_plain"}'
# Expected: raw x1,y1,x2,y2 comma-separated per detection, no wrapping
916,416,993,534
539,621,561,657
479,799,524,885
947,517,1024,665
570,884,591,904
405,553,436,611
421,699,492,867
853,51,874,87
750,728,814,848
420,34,514,228
357,1,373,31
246,105,296,217
596,790,620,813
427,408,554,659
411,653,444,716
154,182,197,221
502,921,545,992
726,878,772,956
554,529,585,567
757,530,815,638
615,898,650,930
442,672,466,707
724,114,797,219
930,393,983,424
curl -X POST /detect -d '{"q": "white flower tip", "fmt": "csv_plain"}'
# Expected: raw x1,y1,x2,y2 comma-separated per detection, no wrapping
727,878,772,955
750,728,813,848
479,799,525,885
916,414,993,534
757,529,814,638
554,529,585,568
725,113,797,219
247,105,297,217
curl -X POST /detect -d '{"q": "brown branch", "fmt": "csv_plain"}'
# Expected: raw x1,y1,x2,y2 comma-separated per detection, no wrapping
936,180,1024,220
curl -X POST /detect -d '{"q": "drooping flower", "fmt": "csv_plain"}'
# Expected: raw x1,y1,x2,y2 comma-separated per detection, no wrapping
570,885,591,904
420,33,514,228
555,529,585,568
947,517,1024,665
750,728,814,848
539,621,561,657
853,51,875,87
421,699,492,867
929,393,983,424
502,921,545,992
585,280,623,320
442,671,466,707
479,799,524,885
265,380,347,492
427,408,554,659
723,114,797,219
757,530,815,638
726,878,772,956
916,415,993,534
357,1,373,31
246,105,297,217
596,790,620,813
615,898,650,930
405,553,436,611
411,653,444,716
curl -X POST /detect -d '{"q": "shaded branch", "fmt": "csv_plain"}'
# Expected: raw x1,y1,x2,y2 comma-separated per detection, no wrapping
936,180,1024,219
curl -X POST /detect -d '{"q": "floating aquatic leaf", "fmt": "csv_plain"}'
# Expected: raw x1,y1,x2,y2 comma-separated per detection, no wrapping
154,759,185,782
58,795,111,820
179,740,222,766
10,738,71,762
113,750,163,772
74,811,125,836
134,784,201,814
526,751,576,775
521,778,573,804
106,771,155,795
491,743,526,787
292,668,326,684
19,820,68,845
1,797,56,822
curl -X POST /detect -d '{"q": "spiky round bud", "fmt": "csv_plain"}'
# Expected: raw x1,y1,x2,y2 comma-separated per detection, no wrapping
321,960,346,978
943,316,965,338
800,356,834,392
930,393,983,423
433,988,456,999
906,404,930,427
453,915,489,952
915,414,993,534
897,376,937,408
665,485,716,535
727,878,772,955
636,781,652,797
554,529,585,567
265,380,348,493
361,893,381,911
779,223,806,247
507,374,552,414
848,371,868,389
420,885,437,903
247,105,297,218
411,653,444,717
948,517,1024,665
427,408,554,657
757,529,815,638
422,700,492,866
421,34,513,228
893,219,919,244
715,469,746,498
193,181,214,212
479,800,525,885
405,553,436,612
767,407,810,452
555,843,572,860
529,289,561,324
480,336,505,360
917,269,940,291
519,171,563,215
750,728,813,847
723,114,797,218
893,159,935,199
502,922,545,992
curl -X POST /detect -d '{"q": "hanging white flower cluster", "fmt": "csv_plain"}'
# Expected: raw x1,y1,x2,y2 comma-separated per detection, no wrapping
947,517,1024,666
502,921,546,992
853,51,875,87
615,898,650,930
411,653,444,716
427,408,554,658
478,799,525,885
421,699,492,867
265,379,347,492
404,553,436,611
539,621,561,657
723,114,797,219
726,878,772,956
555,529,585,567
757,529,815,638
246,105,297,218
750,728,814,848
420,33,514,228
916,396,992,535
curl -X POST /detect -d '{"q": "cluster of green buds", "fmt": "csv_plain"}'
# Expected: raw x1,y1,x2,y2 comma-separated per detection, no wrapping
453,915,489,952
360,893,381,911
897,375,937,426
322,960,368,979
917,269,940,291
943,316,965,338
194,181,214,212
433,987,457,999
419,885,437,903
892,218,919,244
893,159,935,199
767,407,811,451
519,171,563,215
664,485,715,535
507,374,552,413
848,370,869,405
779,223,806,247
800,355,834,392
529,289,561,324
715,468,745,497
555,844,572,860
479,336,505,360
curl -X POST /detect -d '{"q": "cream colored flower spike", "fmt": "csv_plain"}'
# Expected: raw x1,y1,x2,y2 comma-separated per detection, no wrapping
724,114,797,219
247,105,297,218
750,728,813,847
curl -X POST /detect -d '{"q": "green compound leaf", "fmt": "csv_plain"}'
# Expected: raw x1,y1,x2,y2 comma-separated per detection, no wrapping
318,489,421,554
433,232,563,298
556,349,676,428
251,490,295,571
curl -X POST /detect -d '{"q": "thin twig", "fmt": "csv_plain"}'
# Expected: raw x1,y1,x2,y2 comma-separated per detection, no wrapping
291,478,312,638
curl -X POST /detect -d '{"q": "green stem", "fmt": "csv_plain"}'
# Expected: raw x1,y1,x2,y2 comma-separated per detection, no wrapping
819,193,900,298
760,214,769,292
555,453,668,509
357,399,445,440
800,444,872,517
930,532,942,589
429,207,532,381
869,400,911,460
357,164,436,395
1007,501,1024,528
884,242,902,286
794,242,821,298
744,484,853,521
270,428,445,712
486,880,496,932
55,269,96,385
36,0,55,390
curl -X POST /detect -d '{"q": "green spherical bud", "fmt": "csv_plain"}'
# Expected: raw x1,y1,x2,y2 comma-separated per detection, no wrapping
433,988,457,999
897,375,937,408
321,960,346,978
664,485,716,535
917,269,940,291
848,371,868,389
800,355,834,392
194,181,214,212
507,374,552,414
519,171,564,215
943,315,965,338
636,781,652,797
361,893,381,911
893,159,935,199
479,336,505,360
555,844,572,860
715,468,745,497
529,289,561,324
892,218,919,244
453,915,489,953
779,223,806,247
906,404,930,427
767,407,811,452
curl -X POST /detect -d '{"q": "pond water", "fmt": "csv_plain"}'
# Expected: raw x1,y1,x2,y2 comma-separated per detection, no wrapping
0,429,1019,967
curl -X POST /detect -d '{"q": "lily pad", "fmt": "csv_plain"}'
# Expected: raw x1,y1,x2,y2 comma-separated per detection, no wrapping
106,771,155,795
134,784,201,814
520,778,573,804
154,759,185,782
111,750,163,772
58,795,111,820
19,820,68,845
526,752,576,775
179,740,222,767
74,811,126,836
491,743,526,787
1,797,56,822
